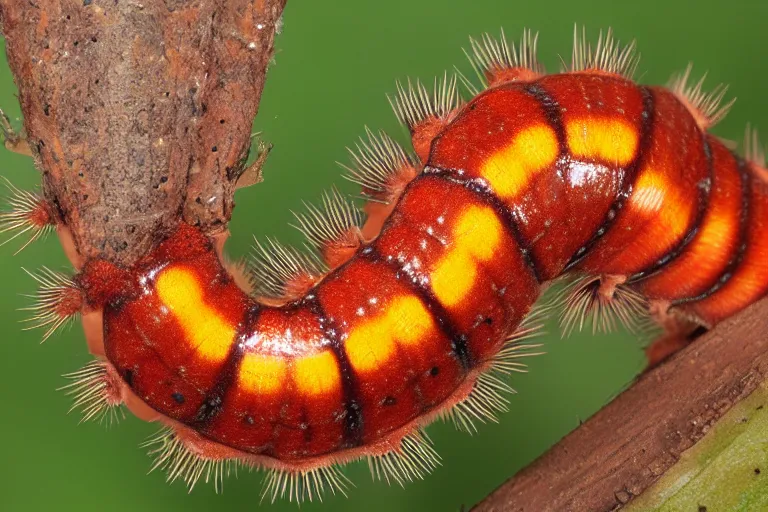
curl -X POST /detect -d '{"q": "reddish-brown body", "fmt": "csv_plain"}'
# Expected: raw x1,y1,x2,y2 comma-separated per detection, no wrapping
89,72,768,468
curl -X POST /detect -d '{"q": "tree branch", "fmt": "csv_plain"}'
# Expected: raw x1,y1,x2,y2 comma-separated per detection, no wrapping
0,0,286,267
474,298,768,511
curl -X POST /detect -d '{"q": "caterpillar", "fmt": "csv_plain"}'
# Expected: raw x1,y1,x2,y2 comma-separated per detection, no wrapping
4,26,768,503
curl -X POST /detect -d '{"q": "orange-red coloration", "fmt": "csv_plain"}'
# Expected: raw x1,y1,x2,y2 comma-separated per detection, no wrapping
638,142,743,300
76,71,768,472
360,164,420,241
319,230,363,269
486,67,542,88
28,200,53,229
99,223,515,464
576,88,708,275
412,116,449,163
684,173,768,324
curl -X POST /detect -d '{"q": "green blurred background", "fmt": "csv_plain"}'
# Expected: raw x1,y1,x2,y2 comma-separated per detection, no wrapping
1,1,766,510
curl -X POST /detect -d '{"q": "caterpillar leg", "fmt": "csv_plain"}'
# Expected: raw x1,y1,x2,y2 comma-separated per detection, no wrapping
556,274,710,368
644,301,704,368
555,274,710,368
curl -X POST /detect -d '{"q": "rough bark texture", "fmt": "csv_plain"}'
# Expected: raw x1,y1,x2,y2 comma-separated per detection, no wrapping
0,0,286,266
474,298,768,512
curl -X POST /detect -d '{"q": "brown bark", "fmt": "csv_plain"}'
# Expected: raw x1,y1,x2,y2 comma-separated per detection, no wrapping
0,0,286,267
474,298,768,512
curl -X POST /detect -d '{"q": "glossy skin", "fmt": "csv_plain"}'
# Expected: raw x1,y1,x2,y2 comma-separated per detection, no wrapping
94,72,768,467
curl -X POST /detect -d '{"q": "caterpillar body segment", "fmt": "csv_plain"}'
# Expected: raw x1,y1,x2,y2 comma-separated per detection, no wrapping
99,221,534,459
433,70,767,327
10,27,768,501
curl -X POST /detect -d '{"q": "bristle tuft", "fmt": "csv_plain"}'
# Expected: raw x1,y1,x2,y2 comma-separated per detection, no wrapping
448,371,513,433
340,127,417,196
744,124,766,169
388,73,460,130
443,308,547,434
143,427,239,494
291,187,364,250
260,465,351,503
669,64,736,129
367,430,441,486
250,237,326,299
20,267,82,342
491,315,547,375
558,274,649,337
455,65,481,98
223,255,257,295
0,177,54,254
568,26,639,79
58,360,124,426
465,28,543,88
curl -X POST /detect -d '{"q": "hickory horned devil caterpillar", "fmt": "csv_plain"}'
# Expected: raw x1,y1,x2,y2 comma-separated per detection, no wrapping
2,25,767,503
